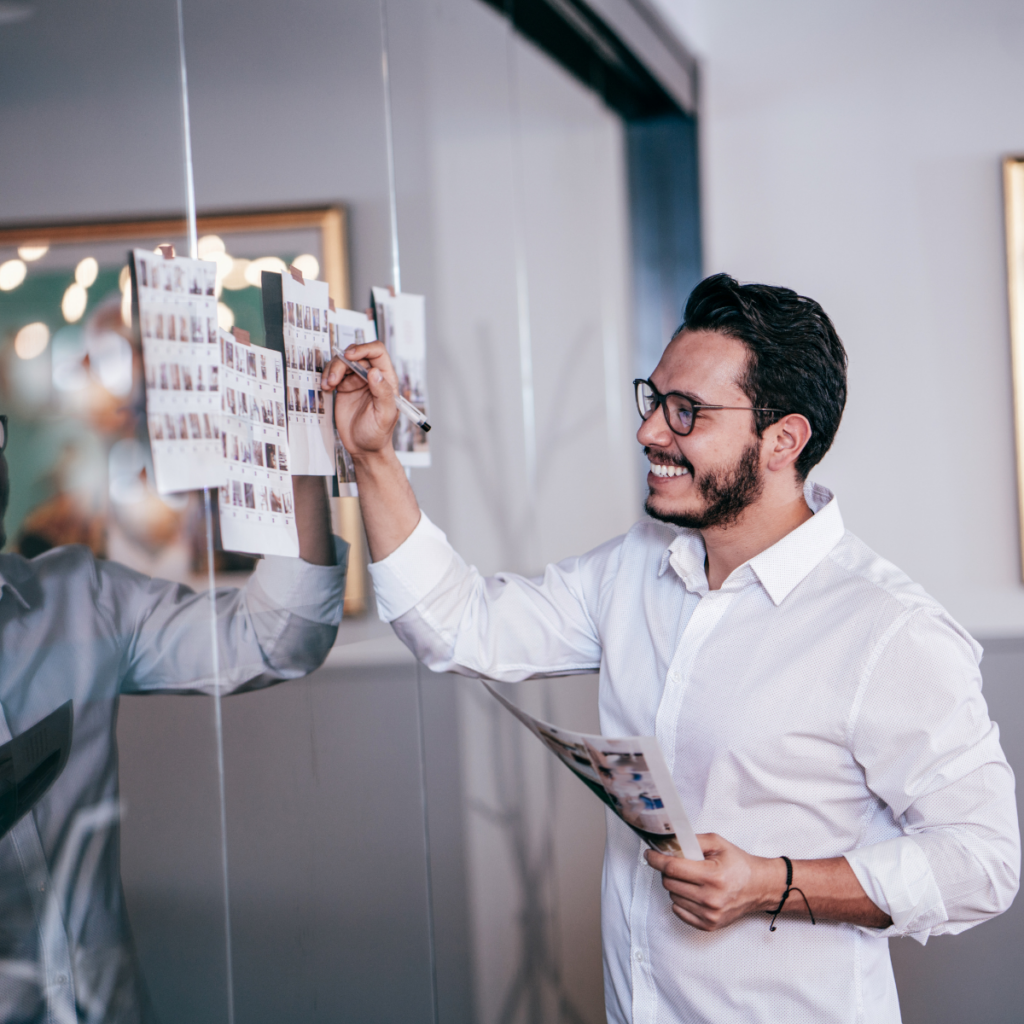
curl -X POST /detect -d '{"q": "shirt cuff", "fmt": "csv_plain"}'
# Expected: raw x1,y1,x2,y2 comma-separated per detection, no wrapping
253,536,350,626
844,837,947,938
368,512,455,622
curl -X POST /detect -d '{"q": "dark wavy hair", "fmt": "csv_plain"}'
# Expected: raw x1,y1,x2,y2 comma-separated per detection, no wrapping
679,273,848,479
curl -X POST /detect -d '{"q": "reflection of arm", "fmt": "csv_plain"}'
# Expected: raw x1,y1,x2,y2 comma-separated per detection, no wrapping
843,611,1020,939
371,513,613,682
292,475,335,567
107,542,348,696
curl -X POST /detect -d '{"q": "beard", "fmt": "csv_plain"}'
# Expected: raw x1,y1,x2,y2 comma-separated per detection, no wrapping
644,439,764,530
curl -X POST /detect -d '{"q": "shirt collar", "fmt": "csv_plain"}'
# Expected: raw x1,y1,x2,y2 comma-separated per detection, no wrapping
658,481,845,605
748,482,844,604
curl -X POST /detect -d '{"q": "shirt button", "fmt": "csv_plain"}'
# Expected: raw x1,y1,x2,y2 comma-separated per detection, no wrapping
56,975,67,984
38,883,45,893
634,949,644,963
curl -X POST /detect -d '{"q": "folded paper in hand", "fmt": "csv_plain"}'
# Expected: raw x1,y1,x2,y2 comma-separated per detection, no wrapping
483,682,703,860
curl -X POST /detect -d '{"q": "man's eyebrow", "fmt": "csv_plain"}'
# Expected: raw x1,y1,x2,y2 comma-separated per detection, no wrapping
657,381,710,406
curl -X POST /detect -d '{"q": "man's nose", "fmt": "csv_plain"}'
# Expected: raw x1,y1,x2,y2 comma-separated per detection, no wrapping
637,405,673,447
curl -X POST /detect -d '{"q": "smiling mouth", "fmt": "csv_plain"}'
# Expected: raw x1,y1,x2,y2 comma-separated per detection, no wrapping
645,447,693,479
649,461,690,478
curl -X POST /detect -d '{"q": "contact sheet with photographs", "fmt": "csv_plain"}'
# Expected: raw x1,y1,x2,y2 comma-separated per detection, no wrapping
281,272,335,476
133,249,223,492
328,303,377,496
132,254,434,557
371,287,430,468
218,330,298,557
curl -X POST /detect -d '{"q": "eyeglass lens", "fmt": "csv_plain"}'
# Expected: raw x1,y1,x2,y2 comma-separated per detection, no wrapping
636,382,695,435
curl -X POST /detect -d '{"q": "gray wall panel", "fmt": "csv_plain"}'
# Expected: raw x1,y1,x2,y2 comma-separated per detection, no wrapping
117,662,473,1024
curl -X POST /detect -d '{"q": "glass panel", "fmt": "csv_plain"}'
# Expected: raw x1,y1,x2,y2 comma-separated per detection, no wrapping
420,2,637,1022
3,1,644,1021
0,2,235,1023
177,1,439,1022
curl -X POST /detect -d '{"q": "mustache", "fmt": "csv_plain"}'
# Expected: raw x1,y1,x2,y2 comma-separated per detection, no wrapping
643,446,694,476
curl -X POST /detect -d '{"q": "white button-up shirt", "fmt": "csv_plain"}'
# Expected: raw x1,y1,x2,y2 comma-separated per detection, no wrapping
0,542,347,1024
370,483,1020,1024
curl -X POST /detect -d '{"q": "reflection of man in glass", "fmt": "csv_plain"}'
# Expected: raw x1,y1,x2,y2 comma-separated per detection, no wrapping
0,416,346,1023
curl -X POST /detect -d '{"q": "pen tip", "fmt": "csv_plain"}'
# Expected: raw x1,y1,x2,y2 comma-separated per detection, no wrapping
422,423,432,432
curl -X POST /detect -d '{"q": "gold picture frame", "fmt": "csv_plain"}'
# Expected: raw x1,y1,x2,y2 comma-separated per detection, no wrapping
1004,159,1024,581
0,206,366,613
0,206,350,307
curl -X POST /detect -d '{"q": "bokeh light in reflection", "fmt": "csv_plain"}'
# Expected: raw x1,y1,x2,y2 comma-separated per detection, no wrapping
217,302,235,330
222,258,251,290
198,234,225,258
244,256,288,288
17,244,48,262
14,322,50,360
211,251,233,297
0,259,27,290
291,253,319,280
75,257,99,288
62,282,88,323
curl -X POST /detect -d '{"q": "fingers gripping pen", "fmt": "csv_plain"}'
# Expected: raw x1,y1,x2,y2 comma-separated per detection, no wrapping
338,355,432,432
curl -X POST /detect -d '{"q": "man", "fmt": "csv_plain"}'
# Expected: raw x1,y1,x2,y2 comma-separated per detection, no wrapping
0,439,347,1024
326,273,1019,1023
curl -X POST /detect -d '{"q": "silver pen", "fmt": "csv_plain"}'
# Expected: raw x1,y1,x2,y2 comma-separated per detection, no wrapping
337,354,432,432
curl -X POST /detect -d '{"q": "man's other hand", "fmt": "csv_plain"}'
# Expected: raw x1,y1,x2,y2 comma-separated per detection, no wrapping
645,834,786,932
322,341,400,459
645,834,892,931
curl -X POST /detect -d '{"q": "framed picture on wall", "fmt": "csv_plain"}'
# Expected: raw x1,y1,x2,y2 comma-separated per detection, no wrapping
0,206,367,614
1003,159,1024,580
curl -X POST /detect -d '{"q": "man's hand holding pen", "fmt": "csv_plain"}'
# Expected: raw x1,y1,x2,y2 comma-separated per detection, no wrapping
322,342,423,562
322,343,401,458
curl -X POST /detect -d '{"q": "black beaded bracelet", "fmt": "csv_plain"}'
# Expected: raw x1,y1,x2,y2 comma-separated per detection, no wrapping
766,855,817,932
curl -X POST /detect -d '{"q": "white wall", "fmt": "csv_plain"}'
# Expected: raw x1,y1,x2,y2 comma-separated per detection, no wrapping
643,5,1024,1021
652,0,1024,637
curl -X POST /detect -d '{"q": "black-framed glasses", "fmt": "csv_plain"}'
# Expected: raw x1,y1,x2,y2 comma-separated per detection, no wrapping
633,379,783,437
0,415,7,454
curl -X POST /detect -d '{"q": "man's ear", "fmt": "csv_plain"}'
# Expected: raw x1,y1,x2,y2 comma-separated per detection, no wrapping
764,414,812,474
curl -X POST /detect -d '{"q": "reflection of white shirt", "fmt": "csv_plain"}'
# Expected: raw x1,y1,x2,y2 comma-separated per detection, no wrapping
0,542,347,1024
370,483,1019,1024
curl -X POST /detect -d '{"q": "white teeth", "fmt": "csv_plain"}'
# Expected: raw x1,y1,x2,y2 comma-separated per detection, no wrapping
649,461,689,478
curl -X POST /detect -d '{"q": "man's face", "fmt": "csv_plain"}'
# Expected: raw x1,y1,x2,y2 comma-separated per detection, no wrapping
639,330,765,531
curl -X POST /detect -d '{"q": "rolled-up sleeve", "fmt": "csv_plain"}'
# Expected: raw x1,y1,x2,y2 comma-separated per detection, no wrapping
116,536,349,695
370,512,612,682
844,610,1020,942
369,513,457,623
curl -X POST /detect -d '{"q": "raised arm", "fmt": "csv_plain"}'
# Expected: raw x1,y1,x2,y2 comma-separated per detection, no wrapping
107,473,347,696
323,343,607,682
